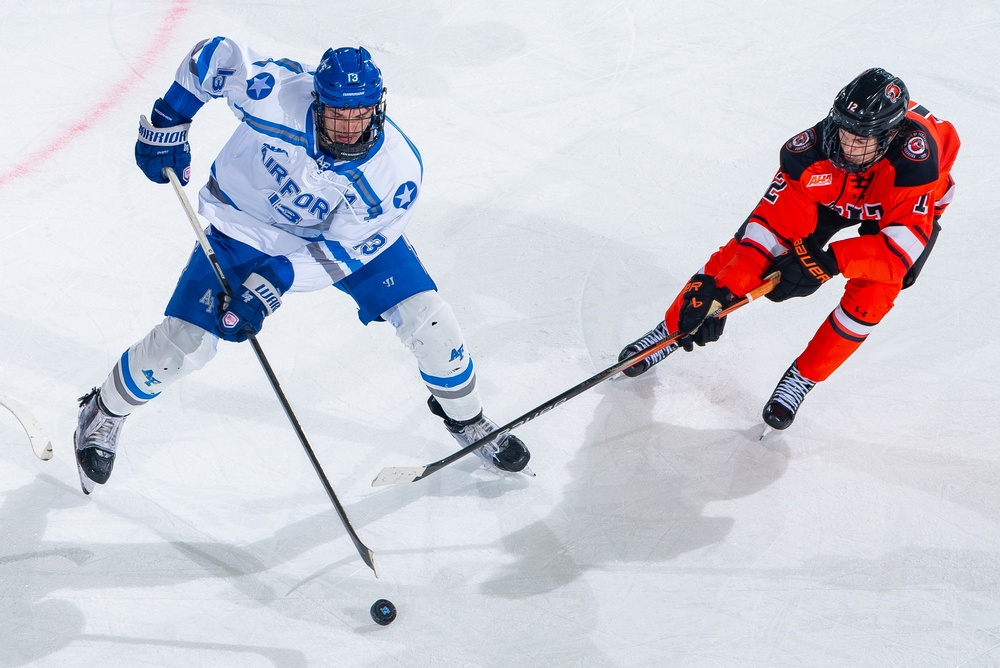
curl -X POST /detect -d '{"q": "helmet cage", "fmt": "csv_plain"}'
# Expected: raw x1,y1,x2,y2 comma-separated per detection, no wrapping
822,109,902,173
315,89,387,161
821,68,909,173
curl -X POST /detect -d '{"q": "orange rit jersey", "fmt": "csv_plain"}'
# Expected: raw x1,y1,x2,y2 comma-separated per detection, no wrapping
707,101,960,300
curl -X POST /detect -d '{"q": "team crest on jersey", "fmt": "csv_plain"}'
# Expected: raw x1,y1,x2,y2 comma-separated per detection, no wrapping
806,173,833,187
247,73,275,100
902,130,929,161
884,83,902,101
393,181,418,209
785,129,816,153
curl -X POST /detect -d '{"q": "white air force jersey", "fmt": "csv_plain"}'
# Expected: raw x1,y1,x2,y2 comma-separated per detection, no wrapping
170,37,423,292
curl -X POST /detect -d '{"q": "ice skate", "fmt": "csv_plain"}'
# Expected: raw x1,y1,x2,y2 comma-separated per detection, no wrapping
427,396,533,476
618,322,679,378
74,388,127,494
761,362,816,431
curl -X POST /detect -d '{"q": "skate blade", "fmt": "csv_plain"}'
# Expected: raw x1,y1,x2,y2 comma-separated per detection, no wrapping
491,462,535,478
73,431,97,495
76,460,97,495
759,424,774,441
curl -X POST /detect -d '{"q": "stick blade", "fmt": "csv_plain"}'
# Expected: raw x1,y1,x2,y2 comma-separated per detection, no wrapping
0,395,53,460
364,550,379,578
371,466,427,486
35,440,54,461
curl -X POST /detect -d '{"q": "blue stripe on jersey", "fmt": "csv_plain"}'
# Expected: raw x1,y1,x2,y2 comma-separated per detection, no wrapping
196,36,226,85
163,82,205,122
340,168,384,219
120,350,160,401
253,58,305,74
385,116,423,180
420,358,475,388
323,239,365,273
234,104,308,148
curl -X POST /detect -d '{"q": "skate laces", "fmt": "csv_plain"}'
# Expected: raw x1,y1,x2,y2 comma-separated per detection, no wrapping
87,415,124,454
460,417,504,456
770,364,816,411
633,322,668,349
624,323,677,366
78,391,124,454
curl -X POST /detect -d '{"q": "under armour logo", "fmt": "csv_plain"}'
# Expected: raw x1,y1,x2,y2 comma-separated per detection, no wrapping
854,306,868,317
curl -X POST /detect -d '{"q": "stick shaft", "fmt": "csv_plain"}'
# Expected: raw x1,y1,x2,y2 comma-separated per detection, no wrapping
164,168,378,576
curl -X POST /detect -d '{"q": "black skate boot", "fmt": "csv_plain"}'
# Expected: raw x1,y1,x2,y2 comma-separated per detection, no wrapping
74,388,127,494
762,363,816,430
427,396,532,474
618,322,679,378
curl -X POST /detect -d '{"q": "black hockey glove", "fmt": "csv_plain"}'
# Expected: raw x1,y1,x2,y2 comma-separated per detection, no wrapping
678,314,728,352
766,236,840,303
676,274,736,348
136,98,192,185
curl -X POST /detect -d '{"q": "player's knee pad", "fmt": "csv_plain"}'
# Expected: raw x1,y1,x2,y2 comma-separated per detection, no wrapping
798,280,899,383
841,279,899,325
383,291,482,421
100,316,219,415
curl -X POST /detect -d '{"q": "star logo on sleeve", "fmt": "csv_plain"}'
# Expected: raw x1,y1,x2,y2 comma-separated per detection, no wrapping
393,181,418,210
246,73,276,100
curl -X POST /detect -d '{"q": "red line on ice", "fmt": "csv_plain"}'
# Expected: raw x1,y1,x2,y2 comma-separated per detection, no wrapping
0,0,190,189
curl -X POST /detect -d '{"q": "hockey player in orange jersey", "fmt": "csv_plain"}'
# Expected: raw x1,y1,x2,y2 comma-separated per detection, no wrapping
619,67,960,430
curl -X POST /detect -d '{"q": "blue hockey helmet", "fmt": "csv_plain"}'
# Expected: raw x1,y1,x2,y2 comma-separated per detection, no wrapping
313,47,387,160
314,46,384,107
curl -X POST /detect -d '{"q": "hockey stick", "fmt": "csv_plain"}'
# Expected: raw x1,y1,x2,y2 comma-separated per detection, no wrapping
372,271,781,486
164,168,378,578
0,394,53,460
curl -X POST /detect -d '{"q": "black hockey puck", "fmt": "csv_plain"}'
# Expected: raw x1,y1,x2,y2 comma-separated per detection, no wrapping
370,599,396,626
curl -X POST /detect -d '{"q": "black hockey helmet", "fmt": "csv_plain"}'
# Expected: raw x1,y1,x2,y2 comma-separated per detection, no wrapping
822,68,910,172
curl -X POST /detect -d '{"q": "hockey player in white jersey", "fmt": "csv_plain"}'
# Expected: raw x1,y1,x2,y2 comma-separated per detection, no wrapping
74,38,531,494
